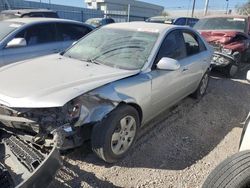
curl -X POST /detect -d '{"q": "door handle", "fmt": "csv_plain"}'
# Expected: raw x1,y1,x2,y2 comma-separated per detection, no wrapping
182,67,189,72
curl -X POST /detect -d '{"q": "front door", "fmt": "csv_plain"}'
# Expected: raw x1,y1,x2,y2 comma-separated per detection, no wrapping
150,30,188,116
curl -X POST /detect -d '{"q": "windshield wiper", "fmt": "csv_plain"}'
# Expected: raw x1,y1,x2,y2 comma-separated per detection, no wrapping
91,46,142,61
81,58,102,65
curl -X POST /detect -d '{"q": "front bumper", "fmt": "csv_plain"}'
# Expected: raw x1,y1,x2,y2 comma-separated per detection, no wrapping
0,126,62,188
211,51,235,67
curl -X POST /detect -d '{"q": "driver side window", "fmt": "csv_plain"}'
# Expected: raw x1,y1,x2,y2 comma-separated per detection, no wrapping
154,30,186,65
14,23,57,46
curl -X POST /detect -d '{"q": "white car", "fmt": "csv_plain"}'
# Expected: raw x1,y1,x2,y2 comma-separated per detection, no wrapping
0,18,93,66
203,70,250,188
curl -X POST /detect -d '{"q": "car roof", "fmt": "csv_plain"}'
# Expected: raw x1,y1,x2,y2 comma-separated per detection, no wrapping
149,16,198,20
202,14,249,19
104,22,182,33
1,9,57,14
2,17,85,25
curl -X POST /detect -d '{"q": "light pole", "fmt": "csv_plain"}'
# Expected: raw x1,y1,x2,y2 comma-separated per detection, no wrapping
127,4,131,22
191,0,196,18
204,0,209,16
226,0,229,14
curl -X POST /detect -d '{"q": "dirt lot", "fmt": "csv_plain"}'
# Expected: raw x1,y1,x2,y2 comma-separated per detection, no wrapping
50,64,250,188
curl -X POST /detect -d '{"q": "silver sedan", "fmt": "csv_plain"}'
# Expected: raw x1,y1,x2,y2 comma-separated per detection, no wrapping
0,22,213,163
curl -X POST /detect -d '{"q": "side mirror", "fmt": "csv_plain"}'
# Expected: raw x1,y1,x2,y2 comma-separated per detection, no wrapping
156,57,180,71
6,38,27,48
247,70,250,82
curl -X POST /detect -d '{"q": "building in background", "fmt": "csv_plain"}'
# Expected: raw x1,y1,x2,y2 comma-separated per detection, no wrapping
168,9,235,18
85,0,164,22
0,0,103,22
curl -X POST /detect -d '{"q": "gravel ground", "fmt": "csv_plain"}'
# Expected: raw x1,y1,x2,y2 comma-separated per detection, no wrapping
50,63,250,188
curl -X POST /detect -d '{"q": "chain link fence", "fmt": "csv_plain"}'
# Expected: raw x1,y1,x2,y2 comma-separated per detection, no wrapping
0,0,148,23
0,0,104,22
105,10,147,22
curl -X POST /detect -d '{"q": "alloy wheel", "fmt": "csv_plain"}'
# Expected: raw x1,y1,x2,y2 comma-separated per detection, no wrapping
111,115,137,155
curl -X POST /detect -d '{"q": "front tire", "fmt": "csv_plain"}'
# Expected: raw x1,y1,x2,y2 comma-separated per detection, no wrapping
91,104,140,163
203,151,250,188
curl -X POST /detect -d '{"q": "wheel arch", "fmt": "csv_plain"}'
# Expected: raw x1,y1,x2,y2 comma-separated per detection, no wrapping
117,102,143,124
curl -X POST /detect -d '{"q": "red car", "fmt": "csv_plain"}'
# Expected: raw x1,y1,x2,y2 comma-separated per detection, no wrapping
194,15,250,77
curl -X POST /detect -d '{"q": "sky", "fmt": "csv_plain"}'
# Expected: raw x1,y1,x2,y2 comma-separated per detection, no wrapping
30,0,248,11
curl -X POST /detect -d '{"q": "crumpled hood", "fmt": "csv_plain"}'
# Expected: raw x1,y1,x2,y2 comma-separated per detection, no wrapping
0,54,140,108
200,31,243,44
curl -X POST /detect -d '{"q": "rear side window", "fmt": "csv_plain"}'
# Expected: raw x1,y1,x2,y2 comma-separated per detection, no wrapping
23,13,44,18
182,31,205,56
56,23,91,41
174,18,187,25
15,23,57,46
106,19,115,24
43,12,58,18
188,18,198,27
22,12,58,18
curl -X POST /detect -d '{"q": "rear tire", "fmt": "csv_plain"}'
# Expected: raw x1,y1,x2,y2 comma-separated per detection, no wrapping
91,104,140,163
203,151,250,188
191,71,209,99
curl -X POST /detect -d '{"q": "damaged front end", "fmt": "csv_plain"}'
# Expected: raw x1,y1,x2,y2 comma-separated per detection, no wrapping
200,30,250,66
0,125,61,188
0,94,115,187
0,91,119,151
199,30,250,76
209,41,241,67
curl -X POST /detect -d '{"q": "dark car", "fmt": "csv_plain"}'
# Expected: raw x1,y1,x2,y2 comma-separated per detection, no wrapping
194,15,250,77
85,17,115,28
0,9,59,21
146,16,199,27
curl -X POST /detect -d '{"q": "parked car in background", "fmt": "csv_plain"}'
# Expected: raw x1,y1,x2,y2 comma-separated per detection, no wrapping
0,22,212,164
146,16,199,27
0,9,59,20
0,18,93,66
85,17,115,28
203,71,250,188
194,15,250,77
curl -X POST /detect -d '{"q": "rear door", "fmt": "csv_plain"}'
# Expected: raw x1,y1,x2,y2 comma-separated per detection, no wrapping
56,23,92,50
179,30,210,93
3,23,59,64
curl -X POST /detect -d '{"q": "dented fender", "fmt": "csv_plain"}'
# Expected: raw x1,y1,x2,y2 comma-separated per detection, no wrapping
73,83,138,126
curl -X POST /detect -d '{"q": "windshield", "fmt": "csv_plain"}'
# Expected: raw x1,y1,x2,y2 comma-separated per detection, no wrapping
64,28,159,70
0,22,23,41
0,13,19,21
194,17,247,32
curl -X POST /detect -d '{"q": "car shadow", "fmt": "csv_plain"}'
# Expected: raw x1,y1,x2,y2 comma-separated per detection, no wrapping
49,152,121,188
61,64,250,173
